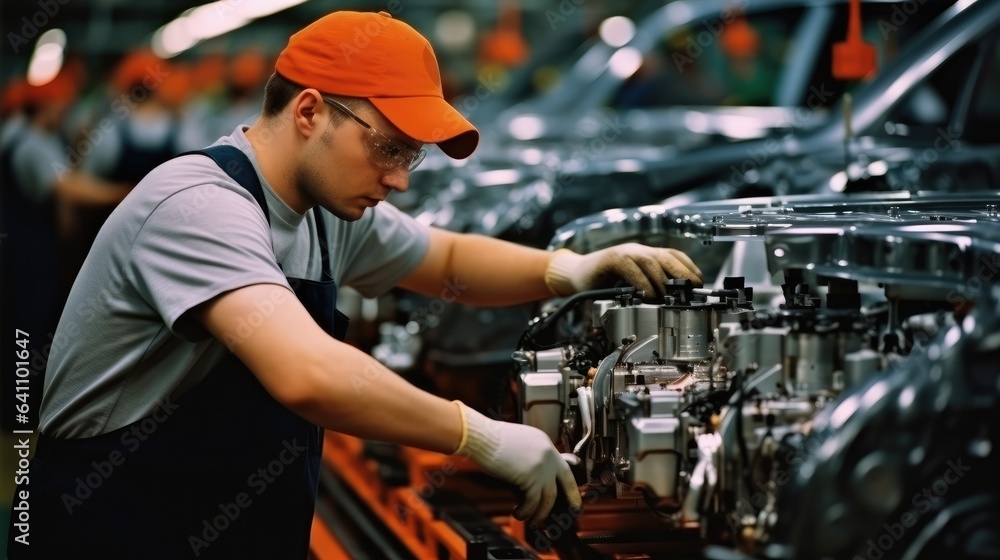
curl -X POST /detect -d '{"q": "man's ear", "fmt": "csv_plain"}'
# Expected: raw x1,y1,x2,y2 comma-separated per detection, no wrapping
290,88,324,139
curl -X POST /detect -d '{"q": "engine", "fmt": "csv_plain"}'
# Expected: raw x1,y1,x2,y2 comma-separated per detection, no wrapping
514,192,1000,559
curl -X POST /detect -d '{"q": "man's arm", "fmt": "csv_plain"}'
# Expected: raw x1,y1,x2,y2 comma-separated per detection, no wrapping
55,171,133,206
397,228,704,304
195,282,582,524
196,282,463,453
397,228,553,306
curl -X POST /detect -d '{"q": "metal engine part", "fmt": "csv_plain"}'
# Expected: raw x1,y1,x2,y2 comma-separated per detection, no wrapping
513,192,1000,558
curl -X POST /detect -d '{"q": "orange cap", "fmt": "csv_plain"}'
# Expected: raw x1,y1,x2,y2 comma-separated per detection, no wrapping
275,10,478,159
158,63,194,109
113,49,168,93
193,53,227,92
230,50,269,91
721,16,760,59
23,70,79,106
1,79,28,114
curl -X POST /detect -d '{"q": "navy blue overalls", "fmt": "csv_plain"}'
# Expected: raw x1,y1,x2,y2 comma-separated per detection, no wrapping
8,145,349,559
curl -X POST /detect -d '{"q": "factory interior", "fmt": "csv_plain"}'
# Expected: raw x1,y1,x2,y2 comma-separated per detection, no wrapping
2,0,1000,558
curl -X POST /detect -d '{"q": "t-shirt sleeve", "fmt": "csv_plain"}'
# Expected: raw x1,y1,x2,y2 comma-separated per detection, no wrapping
126,184,291,341
12,136,62,204
338,202,430,298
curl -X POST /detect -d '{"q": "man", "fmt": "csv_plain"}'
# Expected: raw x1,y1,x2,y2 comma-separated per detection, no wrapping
8,11,701,559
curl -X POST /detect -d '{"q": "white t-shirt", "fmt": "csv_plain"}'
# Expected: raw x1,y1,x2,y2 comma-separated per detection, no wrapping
39,126,429,438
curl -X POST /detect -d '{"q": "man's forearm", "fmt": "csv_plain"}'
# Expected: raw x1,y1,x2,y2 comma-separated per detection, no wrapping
400,229,555,306
200,283,464,455
292,342,464,454
56,172,132,206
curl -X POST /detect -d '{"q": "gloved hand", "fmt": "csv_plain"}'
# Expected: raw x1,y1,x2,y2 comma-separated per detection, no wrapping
453,402,582,526
544,243,702,298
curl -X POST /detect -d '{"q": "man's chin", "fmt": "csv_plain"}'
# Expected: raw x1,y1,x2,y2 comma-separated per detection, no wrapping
324,204,365,222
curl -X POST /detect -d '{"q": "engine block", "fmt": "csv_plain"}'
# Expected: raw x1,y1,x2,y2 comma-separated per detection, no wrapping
514,192,1000,559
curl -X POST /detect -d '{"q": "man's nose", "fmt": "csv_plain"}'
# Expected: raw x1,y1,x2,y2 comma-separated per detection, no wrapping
382,165,410,193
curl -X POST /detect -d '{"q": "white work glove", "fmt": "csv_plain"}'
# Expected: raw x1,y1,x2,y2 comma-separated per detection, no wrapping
545,243,702,298
454,402,582,526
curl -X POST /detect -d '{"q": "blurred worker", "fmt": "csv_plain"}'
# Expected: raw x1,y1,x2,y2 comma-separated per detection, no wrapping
185,50,269,149
69,50,182,287
719,13,775,105
8,11,702,559
155,60,195,116
99,50,183,183
0,70,131,432
617,46,725,108
1,78,29,146
220,50,269,131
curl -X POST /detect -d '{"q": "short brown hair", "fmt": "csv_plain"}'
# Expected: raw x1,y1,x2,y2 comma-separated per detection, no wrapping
261,72,367,125
261,72,302,117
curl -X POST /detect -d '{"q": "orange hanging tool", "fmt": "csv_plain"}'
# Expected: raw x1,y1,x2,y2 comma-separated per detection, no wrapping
832,0,877,80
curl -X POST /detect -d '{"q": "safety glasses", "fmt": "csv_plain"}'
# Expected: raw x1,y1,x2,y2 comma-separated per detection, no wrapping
323,97,426,172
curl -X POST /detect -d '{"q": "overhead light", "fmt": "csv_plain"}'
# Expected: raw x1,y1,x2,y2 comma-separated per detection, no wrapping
607,46,642,79
27,29,66,86
867,160,889,176
152,0,307,58
241,0,309,19
435,10,476,51
829,171,848,192
508,115,545,140
598,16,635,48
613,159,643,173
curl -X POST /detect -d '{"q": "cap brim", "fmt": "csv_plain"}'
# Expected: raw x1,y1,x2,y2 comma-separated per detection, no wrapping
370,96,479,160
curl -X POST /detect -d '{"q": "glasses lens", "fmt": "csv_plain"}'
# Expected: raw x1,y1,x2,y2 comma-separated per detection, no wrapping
365,128,423,171
408,149,426,171
325,98,425,171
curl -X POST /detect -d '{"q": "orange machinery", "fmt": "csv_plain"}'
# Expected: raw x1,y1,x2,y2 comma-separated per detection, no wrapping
310,431,706,560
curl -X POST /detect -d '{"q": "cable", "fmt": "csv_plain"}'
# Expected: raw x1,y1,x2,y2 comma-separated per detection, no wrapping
518,286,637,350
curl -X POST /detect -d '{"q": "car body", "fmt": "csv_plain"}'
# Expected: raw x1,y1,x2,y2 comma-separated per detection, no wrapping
386,0,998,379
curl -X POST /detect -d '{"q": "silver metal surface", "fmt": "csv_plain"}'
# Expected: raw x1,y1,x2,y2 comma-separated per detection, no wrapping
520,372,564,444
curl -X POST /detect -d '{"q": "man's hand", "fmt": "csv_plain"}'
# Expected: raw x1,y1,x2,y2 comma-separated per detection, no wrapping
544,243,702,297
454,402,582,526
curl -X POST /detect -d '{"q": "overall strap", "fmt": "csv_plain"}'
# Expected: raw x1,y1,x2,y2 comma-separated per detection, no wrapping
181,144,334,279
313,206,333,279
180,145,270,225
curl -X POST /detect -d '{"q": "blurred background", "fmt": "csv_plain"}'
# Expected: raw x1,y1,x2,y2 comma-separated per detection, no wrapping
0,0,654,147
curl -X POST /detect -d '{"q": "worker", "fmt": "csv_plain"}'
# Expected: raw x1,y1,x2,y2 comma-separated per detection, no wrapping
0,69,131,433
7,11,702,559
0,78,29,146
68,50,182,289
